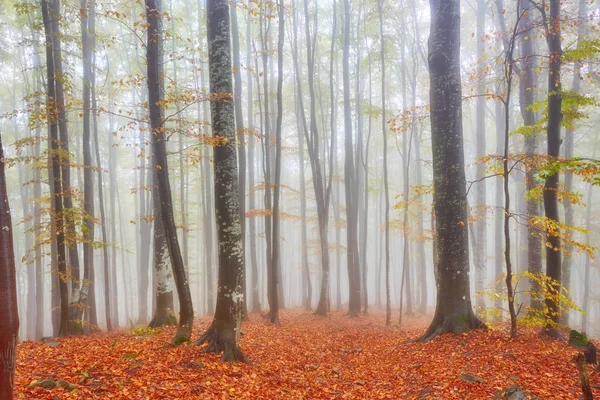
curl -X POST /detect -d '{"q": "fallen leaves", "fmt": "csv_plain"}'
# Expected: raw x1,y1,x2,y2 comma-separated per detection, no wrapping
14,309,600,399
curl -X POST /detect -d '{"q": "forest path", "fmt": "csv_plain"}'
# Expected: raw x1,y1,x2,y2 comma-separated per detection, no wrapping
15,309,599,399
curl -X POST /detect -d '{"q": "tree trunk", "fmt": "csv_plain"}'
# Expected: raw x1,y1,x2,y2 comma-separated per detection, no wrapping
246,10,261,314
41,0,69,337
542,0,563,335
581,184,593,332
299,0,333,316
195,0,246,362
517,0,542,312
0,128,19,400
259,4,274,318
51,0,82,321
419,0,483,341
75,0,94,335
342,0,361,318
230,0,248,319
146,0,194,343
378,0,391,326
562,0,586,326
474,0,487,313
269,0,285,325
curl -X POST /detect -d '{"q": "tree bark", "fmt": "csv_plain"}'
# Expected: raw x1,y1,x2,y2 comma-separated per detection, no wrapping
195,0,246,362
542,0,563,335
377,0,391,326
474,0,487,312
230,0,248,319
0,127,19,400
419,0,483,341
269,0,285,325
342,0,361,317
246,9,261,314
146,0,194,343
41,0,69,337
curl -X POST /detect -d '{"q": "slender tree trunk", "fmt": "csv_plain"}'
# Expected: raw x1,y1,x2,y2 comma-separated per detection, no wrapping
474,0,487,312
87,1,112,331
581,183,593,332
259,5,274,318
542,0,563,335
231,0,248,319
269,0,285,325
196,0,246,362
146,0,194,343
516,0,542,311
75,0,94,335
342,0,361,317
378,0,391,326
561,0,586,326
299,0,332,316
51,0,82,320
246,14,261,314
419,0,483,341
42,0,70,337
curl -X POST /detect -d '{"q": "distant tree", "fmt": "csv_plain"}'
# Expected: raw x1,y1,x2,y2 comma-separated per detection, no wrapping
145,0,194,344
418,0,483,341
377,0,391,326
269,0,285,325
195,0,246,362
343,0,361,317
0,130,19,400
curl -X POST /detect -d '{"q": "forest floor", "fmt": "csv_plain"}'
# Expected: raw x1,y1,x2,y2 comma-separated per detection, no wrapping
15,309,600,399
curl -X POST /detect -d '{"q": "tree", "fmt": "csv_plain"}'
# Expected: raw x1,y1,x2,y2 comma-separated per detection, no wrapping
418,0,483,341
245,5,261,314
0,130,19,400
269,0,285,325
149,0,176,330
473,0,487,313
343,0,361,317
540,0,563,335
195,0,246,362
41,0,69,337
517,0,542,312
377,0,391,326
230,0,248,319
145,0,194,344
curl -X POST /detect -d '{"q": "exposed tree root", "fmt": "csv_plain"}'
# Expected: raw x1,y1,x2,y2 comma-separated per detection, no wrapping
414,311,484,343
149,308,177,329
171,323,192,346
194,321,247,363
541,326,565,341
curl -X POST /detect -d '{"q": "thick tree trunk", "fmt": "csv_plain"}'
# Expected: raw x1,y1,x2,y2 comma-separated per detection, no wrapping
542,0,563,335
146,0,194,343
419,0,482,341
195,0,246,362
0,129,19,400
